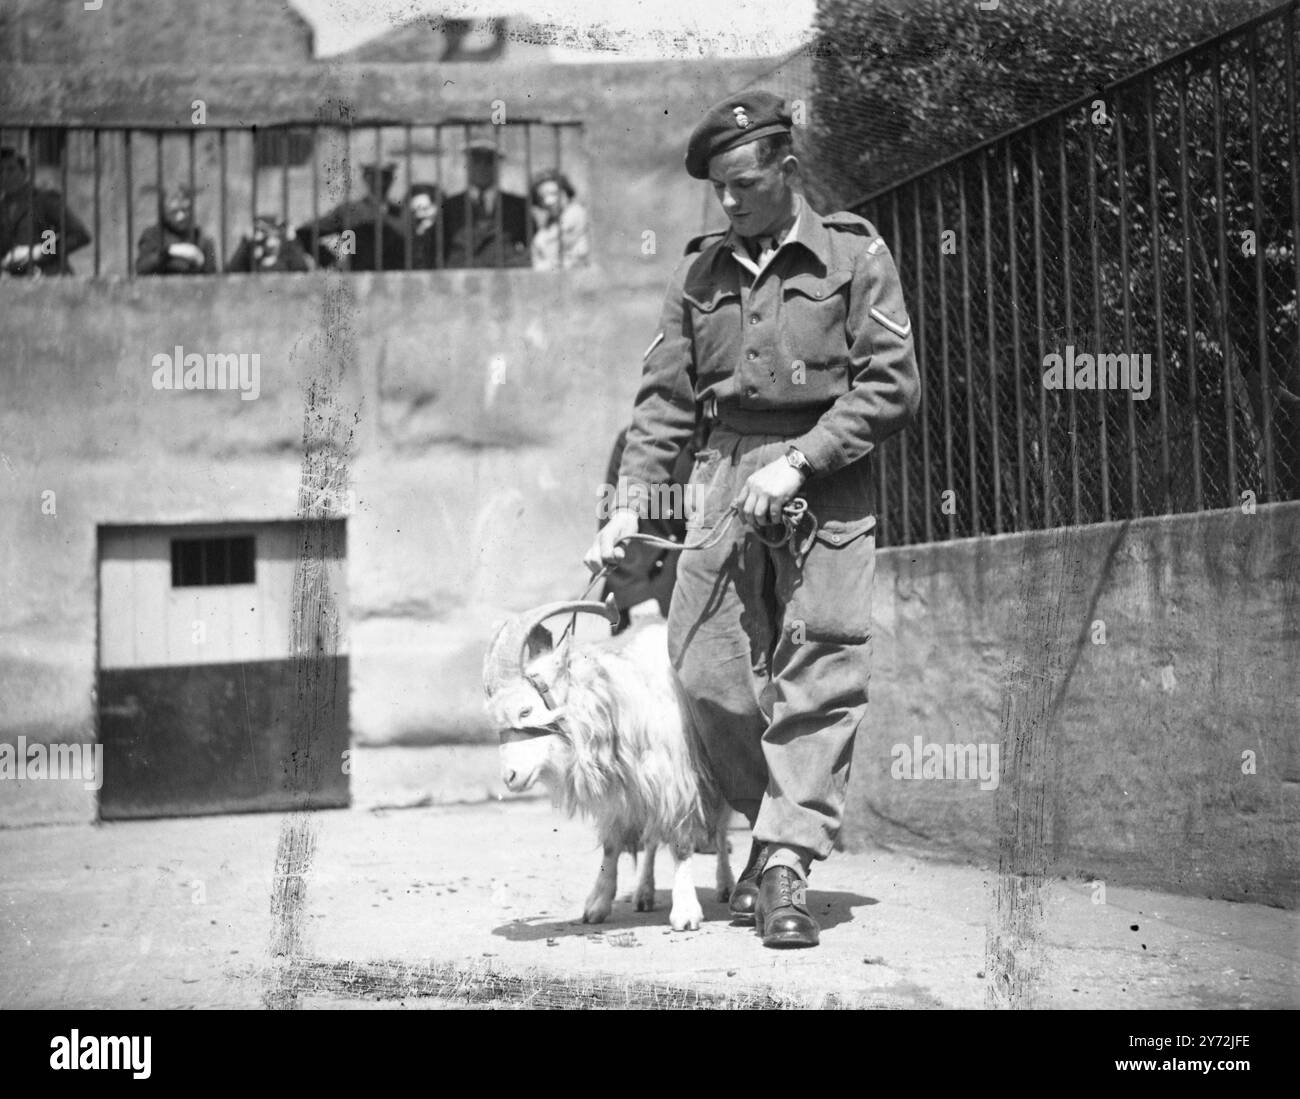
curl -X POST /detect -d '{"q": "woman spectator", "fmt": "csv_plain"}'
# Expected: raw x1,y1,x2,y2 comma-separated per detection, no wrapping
135,186,217,276
226,215,311,273
406,183,442,269
529,169,590,271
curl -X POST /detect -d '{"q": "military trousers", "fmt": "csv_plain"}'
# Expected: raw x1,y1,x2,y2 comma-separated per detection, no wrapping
667,422,876,861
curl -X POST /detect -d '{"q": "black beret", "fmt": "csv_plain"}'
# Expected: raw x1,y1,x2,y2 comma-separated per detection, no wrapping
685,92,793,180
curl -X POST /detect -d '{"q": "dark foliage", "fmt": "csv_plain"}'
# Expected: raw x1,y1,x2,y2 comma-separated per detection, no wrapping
808,0,1275,204
810,0,1299,541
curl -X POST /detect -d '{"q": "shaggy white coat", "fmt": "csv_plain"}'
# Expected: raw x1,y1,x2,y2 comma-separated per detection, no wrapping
488,620,733,930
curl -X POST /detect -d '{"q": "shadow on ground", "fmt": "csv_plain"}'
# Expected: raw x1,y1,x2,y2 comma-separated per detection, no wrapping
493,888,877,941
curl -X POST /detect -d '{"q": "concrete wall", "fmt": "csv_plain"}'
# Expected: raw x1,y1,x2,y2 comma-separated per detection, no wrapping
0,0,315,64
844,504,1299,909
0,56,788,278
0,268,662,749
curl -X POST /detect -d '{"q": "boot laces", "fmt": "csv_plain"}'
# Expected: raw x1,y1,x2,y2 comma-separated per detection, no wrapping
775,867,803,907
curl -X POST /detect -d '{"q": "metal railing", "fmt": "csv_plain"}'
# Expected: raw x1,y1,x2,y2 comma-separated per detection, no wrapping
0,118,584,277
853,1,1299,547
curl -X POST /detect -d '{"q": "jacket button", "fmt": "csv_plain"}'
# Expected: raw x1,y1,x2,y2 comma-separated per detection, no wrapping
830,533,841,544
749,314,760,324
746,350,757,360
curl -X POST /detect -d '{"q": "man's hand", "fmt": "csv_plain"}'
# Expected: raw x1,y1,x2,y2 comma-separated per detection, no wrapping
167,242,206,267
734,457,806,527
1,245,33,271
583,509,640,575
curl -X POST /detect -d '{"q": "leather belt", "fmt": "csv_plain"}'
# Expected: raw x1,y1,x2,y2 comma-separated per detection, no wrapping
711,404,827,437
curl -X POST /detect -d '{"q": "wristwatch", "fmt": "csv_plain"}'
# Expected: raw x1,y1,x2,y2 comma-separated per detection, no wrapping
785,447,812,476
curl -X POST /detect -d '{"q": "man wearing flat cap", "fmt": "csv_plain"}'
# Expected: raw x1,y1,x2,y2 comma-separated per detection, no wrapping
440,139,530,268
587,91,920,948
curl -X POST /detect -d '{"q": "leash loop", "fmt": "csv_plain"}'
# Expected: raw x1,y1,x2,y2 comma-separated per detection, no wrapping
612,496,817,555
560,498,819,646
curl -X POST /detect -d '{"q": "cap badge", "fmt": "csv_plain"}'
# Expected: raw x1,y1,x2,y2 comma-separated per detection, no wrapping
733,105,751,128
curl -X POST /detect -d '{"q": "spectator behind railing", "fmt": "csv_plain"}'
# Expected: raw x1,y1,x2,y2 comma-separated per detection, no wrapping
440,139,530,268
406,183,443,269
0,146,91,277
226,214,312,273
294,160,407,272
529,168,590,271
136,185,217,275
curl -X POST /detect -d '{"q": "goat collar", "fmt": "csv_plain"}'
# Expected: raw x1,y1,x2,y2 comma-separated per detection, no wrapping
525,669,563,719
499,723,560,744
497,674,564,743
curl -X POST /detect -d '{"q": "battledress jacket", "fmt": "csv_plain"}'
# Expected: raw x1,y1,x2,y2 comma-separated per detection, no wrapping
618,200,920,513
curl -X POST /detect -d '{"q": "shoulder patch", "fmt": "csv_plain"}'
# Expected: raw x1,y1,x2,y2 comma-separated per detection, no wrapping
684,230,725,255
867,237,887,255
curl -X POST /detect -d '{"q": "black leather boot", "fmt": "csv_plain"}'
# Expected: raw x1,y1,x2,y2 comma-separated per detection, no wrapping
728,840,766,922
755,865,820,948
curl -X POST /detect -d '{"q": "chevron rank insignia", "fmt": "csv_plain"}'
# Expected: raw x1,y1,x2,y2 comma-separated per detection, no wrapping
643,331,665,360
867,237,887,254
870,307,912,339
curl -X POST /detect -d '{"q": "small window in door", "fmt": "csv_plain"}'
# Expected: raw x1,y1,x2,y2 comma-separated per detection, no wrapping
170,535,256,587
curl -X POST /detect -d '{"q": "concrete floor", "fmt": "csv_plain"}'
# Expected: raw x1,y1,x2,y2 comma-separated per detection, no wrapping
1,778,1295,1009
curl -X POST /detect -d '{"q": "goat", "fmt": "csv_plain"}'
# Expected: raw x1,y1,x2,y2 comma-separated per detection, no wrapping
483,598,733,931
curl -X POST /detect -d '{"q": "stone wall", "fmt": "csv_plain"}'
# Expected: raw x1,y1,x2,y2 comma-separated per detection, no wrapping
844,504,1300,908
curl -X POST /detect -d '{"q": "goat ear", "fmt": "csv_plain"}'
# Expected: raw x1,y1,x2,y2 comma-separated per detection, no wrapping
523,624,554,661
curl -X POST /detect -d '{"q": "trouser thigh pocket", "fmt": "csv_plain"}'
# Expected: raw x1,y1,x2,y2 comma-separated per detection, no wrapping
684,447,728,531
779,513,876,644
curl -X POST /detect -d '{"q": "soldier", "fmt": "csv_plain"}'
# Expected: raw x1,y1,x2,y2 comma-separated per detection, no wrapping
585,92,920,948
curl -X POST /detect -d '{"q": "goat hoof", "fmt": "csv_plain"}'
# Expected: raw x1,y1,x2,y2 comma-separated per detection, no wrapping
583,896,613,924
669,903,704,931
634,887,656,912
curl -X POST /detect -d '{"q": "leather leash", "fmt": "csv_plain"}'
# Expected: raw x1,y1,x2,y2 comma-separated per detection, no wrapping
559,497,818,645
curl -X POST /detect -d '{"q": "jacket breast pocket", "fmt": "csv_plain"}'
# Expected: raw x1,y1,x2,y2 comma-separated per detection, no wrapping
777,512,876,644
780,269,853,368
683,287,741,384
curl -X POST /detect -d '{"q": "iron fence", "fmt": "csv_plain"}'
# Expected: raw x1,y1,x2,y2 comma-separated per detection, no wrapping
0,118,584,277
853,0,1299,545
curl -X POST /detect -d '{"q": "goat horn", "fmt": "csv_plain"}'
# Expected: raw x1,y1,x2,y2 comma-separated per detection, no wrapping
482,596,619,698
